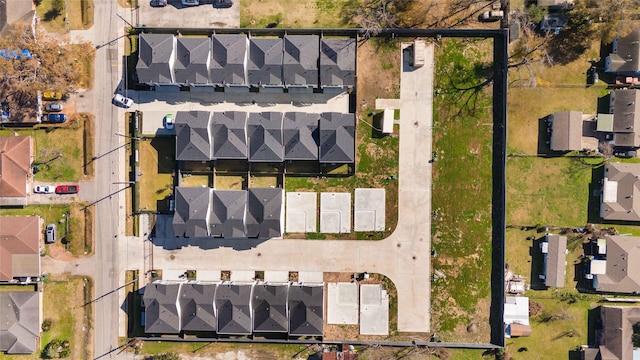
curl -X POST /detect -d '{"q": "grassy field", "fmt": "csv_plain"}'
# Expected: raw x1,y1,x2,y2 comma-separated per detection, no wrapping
129,340,312,358
0,121,86,182
240,0,350,28
0,276,93,360
139,138,174,212
36,0,66,32
429,39,493,340
68,0,94,30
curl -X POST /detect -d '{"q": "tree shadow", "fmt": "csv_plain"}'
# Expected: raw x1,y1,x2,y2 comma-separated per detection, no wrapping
547,14,592,65
43,8,61,22
587,165,604,224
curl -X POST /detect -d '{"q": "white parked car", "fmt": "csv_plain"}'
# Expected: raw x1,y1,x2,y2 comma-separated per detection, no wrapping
34,185,55,194
164,114,174,130
112,94,134,108
182,0,199,5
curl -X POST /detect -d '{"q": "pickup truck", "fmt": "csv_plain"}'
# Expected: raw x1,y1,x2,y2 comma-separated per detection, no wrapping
55,184,79,194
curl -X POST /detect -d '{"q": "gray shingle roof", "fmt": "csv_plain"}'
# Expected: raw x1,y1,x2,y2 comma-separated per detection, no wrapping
215,284,252,335
143,283,182,334
283,112,319,160
212,111,247,159
607,27,640,74
246,188,283,238
174,37,211,85
137,33,175,84
210,190,247,237
611,89,640,147
179,283,217,332
252,284,288,333
550,111,583,151
173,187,211,238
0,291,39,354
210,34,247,85
320,38,356,88
544,234,567,288
247,38,283,86
283,35,319,87
288,285,324,336
175,111,212,161
319,112,355,163
248,112,284,162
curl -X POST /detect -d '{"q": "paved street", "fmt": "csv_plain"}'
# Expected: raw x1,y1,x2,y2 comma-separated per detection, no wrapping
150,43,435,332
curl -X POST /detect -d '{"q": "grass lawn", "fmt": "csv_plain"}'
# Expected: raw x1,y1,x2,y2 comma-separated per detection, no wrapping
139,138,174,212
248,175,279,188
0,121,86,182
215,175,245,190
507,157,600,227
240,0,350,28
429,39,493,340
68,0,94,30
181,174,211,188
36,0,66,33
130,340,311,358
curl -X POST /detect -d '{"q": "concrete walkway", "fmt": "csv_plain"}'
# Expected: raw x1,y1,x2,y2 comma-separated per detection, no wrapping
150,43,435,333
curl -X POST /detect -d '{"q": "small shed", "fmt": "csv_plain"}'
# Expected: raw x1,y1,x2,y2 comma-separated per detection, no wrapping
413,40,425,68
381,109,394,135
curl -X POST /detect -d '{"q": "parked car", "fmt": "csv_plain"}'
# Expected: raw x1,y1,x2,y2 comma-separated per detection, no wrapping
43,91,62,100
614,149,638,158
150,0,167,6
213,0,233,8
182,0,199,5
45,224,56,243
34,185,55,194
112,94,134,108
55,184,79,194
45,113,67,123
45,103,63,112
164,114,174,130
480,10,504,22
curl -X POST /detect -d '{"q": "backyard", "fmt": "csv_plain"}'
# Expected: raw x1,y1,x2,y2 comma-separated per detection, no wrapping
36,0,95,32
138,137,174,213
240,0,350,28
429,38,494,342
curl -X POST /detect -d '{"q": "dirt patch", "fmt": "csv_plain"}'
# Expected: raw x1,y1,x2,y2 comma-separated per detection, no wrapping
357,40,401,114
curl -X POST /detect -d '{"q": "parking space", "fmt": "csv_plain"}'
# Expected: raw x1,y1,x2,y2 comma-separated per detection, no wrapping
138,0,240,28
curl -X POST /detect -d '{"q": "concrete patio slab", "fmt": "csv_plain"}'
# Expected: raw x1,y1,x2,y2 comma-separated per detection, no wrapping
230,270,255,282
320,192,351,233
264,270,290,283
354,188,386,232
286,192,317,233
360,284,389,335
327,282,359,325
196,269,221,282
298,271,324,284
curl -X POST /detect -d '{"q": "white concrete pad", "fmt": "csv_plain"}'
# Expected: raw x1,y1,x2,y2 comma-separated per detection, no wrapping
286,192,317,233
354,188,386,232
375,98,401,109
360,284,389,335
264,270,290,283
327,282,359,325
196,270,221,282
162,269,187,281
320,192,351,233
230,270,256,282
298,271,324,284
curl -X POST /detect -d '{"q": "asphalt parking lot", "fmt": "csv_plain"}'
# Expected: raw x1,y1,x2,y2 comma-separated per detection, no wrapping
138,0,240,28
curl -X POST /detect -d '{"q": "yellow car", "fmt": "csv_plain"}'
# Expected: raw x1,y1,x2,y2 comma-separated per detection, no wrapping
43,91,62,100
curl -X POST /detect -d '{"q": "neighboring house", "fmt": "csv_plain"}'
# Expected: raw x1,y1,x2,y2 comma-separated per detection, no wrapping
0,0,35,36
210,34,248,88
247,38,283,88
174,37,211,85
179,283,217,332
601,162,640,222
174,110,354,165
288,284,324,336
283,35,319,90
320,38,356,91
549,111,584,151
143,282,182,334
0,291,40,354
579,306,640,360
540,234,567,288
215,283,252,335
585,235,640,294
136,33,175,85
504,296,531,338
0,216,41,282
540,14,568,34
172,187,283,239
252,284,288,333
605,26,640,76
0,136,33,207
598,89,640,148
319,112,356,164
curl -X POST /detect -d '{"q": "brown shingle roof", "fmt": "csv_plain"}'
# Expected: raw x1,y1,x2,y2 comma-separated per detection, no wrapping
599,306,640,360
551,111,583,151
0,216,41,281
0,136,32,204
601,162,640,222
594,235,640,294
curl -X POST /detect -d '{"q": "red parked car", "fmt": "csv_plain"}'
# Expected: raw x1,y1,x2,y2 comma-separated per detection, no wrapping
55,184,79,194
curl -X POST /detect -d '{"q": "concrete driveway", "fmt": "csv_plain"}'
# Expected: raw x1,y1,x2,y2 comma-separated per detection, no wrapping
137,0,240,28
149,43,435,333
